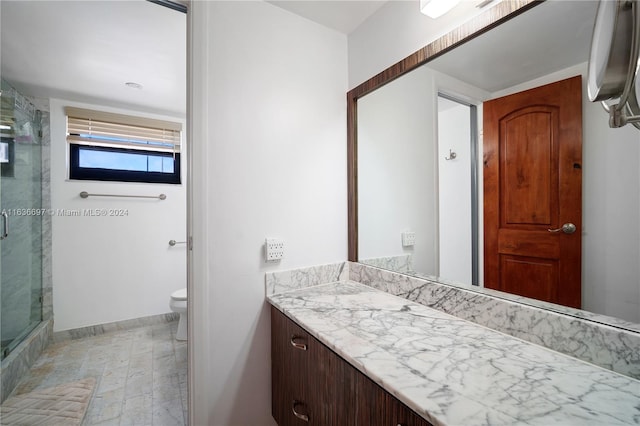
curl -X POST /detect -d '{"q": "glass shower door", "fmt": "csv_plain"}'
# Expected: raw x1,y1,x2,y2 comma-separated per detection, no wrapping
0,81,43,360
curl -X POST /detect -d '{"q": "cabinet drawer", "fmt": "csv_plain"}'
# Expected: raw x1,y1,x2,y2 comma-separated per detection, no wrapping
271,308,312,425
385,392,432,426
352,362,431,426
272,307,353,425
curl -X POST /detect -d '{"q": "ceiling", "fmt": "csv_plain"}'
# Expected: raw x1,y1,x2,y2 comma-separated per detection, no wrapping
1,0,378,118
269,0,598,95
267,1,388,34
1,1,186,117
427,0,599,93
1,1,598,118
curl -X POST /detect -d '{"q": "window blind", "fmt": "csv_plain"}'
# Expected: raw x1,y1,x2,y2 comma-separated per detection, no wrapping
65,107,182,153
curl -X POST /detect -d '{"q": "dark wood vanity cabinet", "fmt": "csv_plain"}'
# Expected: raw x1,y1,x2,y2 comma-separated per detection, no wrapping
271,306,432,426
271,305,355,425
353,372,434,426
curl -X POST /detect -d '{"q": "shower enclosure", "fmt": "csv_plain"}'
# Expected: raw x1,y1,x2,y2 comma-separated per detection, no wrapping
0,80,43,360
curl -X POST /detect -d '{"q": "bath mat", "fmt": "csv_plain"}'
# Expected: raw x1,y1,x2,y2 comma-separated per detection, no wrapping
0,377,95,425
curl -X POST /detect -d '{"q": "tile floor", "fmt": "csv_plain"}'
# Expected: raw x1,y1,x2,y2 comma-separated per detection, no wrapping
9,320,187,425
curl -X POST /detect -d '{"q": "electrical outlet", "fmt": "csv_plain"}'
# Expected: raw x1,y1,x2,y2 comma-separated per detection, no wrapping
401,231,416,247
265,238,284,262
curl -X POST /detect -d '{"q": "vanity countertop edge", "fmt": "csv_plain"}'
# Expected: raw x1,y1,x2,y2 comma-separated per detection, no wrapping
267,280,640,426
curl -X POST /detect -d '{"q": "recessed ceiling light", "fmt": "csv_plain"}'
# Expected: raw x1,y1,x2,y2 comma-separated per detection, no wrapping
125,82,143,90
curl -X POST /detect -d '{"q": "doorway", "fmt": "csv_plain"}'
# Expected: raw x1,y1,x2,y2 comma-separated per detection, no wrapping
0,1,189,423
437,94,479,286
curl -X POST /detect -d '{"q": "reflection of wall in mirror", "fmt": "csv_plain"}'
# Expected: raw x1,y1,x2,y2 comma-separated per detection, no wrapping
437,97,472,285
358,66,437,276
350,3,640,323
359,68,489,285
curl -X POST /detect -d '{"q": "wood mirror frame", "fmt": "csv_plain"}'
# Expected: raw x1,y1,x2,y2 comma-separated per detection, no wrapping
347,0,542,261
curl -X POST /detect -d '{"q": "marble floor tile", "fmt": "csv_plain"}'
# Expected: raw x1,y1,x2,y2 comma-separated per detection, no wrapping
124,374,153,399
8,320,187,425
152,398,185,426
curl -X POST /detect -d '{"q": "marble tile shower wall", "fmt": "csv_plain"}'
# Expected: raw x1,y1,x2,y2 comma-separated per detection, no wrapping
1,141,43,340
350,262,640,380
0,108,51,338
0,106,52,404
0,320,52,403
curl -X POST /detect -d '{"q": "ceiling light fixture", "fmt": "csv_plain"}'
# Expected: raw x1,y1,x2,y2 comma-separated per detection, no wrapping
125,82,143,90
420,0,462,19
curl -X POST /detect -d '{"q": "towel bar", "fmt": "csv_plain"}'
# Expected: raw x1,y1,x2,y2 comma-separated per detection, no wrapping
80,191,166,200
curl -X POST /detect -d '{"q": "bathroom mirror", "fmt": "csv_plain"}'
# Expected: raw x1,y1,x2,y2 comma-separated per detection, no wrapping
350,0,640,329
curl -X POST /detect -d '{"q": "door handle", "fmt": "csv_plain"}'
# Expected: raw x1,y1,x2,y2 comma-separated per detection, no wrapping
548,223,576,234
1,211,8,240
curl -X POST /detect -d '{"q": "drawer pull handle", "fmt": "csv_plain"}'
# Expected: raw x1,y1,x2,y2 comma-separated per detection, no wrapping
292,400,309,422
290,336,307,351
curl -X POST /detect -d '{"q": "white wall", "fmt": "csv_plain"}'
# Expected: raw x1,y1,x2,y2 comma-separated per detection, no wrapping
438,98,472,284
49,98,187,332
358,65,437,275
190,2,347,424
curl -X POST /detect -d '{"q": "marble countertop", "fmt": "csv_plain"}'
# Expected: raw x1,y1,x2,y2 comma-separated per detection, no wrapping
267,281,640,426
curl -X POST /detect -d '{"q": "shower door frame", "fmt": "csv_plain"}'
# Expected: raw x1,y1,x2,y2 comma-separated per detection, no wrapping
0,83,46,361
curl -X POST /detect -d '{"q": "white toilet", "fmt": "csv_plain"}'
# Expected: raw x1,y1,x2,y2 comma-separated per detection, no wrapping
170,288,187,341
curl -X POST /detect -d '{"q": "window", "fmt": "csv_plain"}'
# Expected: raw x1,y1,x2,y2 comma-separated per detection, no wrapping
66,107,182,184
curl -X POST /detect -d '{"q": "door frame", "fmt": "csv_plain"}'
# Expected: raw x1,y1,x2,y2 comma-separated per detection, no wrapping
436,92,480,286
